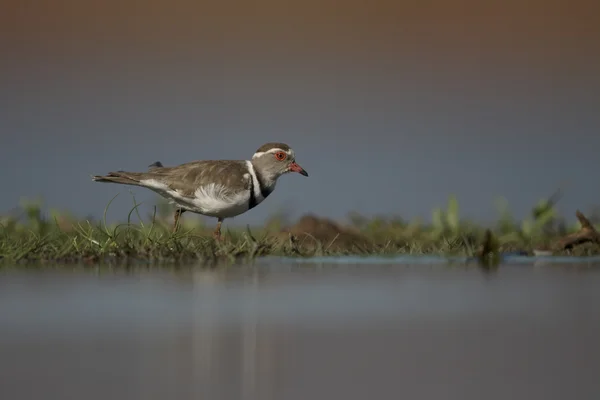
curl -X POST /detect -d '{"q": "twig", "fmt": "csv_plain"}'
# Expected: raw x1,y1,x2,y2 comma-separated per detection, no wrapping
553,210,600,250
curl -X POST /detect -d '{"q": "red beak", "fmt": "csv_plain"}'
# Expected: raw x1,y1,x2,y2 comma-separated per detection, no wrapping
289,162,309,177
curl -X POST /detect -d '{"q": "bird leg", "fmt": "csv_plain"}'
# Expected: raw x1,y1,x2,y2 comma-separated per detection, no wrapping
213,218,223,240
173,208,185,233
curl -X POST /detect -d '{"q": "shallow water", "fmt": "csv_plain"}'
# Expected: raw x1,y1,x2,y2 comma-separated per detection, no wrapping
1,259,600,400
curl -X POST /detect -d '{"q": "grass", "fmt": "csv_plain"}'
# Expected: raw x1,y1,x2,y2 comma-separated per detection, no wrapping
1,193,599,267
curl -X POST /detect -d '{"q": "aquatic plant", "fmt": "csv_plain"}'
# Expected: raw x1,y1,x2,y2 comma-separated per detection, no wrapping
0,192,599,266
431,194,461,239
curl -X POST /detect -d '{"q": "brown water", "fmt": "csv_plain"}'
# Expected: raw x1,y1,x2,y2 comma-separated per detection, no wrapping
1,262,600,400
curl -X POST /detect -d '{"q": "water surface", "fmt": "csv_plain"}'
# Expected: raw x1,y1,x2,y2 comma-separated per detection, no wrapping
1,260,599,400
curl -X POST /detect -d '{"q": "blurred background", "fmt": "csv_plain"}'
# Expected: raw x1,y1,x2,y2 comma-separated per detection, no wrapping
1,0,599,227
2,3,600,398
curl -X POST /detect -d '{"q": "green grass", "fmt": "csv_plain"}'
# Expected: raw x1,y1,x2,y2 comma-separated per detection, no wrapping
1,193,599,267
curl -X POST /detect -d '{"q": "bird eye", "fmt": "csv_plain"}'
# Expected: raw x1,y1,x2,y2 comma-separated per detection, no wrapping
274,151,287,161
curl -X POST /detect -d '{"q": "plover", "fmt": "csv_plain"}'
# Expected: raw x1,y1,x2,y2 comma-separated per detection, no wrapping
91,142,308,239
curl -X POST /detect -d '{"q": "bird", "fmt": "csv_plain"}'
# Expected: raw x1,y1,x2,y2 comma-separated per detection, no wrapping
91,142,309,239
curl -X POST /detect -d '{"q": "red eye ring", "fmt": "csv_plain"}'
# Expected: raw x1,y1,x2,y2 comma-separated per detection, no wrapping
274,151,287,161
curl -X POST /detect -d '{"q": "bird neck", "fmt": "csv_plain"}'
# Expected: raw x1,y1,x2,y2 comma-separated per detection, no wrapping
250,160,278,196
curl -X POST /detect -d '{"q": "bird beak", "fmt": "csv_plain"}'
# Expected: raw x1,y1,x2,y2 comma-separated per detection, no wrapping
289,162,309,177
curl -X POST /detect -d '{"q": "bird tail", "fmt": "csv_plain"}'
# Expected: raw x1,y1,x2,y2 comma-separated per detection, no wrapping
91,171,149,187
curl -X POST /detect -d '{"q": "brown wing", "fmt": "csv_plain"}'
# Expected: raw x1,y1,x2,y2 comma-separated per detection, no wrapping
145,160,252,198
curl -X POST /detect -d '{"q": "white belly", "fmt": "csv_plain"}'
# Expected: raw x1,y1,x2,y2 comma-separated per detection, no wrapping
142,180,251,218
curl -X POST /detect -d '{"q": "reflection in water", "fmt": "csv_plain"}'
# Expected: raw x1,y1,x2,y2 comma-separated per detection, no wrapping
191,270,268,400
1,263,600,400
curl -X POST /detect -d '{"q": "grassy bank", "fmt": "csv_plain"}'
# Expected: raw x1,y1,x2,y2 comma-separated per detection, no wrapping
1,194,599,267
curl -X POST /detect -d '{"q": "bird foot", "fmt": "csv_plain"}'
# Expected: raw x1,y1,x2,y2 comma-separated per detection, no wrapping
172,209,185,233
212,219,223,241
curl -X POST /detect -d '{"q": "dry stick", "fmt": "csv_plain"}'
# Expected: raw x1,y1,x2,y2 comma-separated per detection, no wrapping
553,210,600,251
